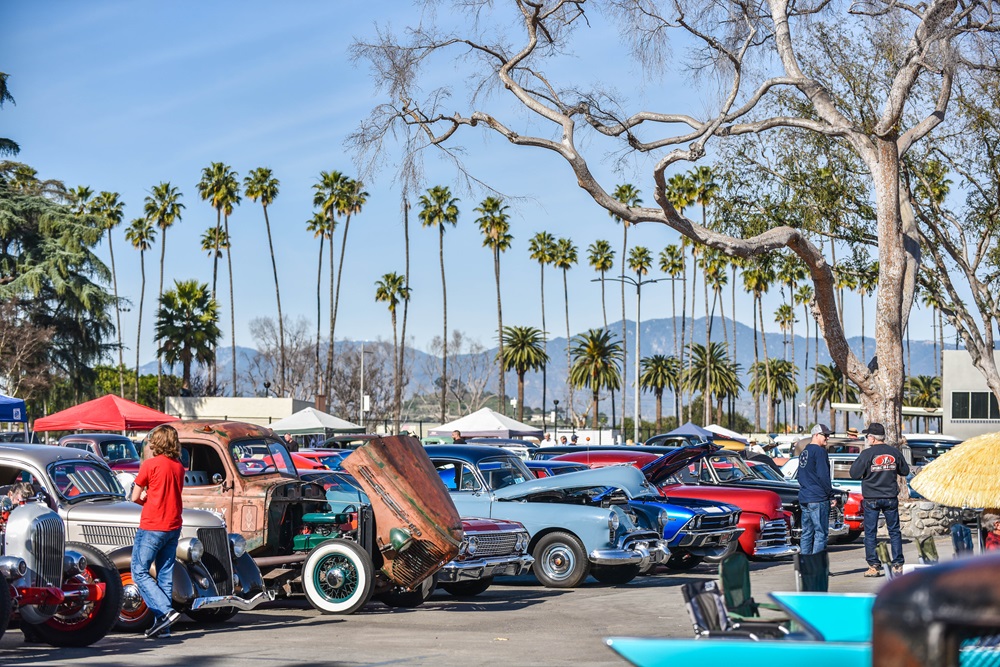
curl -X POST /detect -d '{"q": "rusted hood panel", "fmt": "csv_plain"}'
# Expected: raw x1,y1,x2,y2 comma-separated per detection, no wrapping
343,435,463,588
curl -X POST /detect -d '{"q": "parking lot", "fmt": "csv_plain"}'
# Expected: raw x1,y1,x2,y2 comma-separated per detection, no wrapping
1,537,936,667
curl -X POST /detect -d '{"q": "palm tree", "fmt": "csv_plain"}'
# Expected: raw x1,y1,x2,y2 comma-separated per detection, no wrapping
418,185,460,421
712,354,744,425
244,167,286,395
94,190,126,396
375,272,411,430
200,228,230,265
691,167,718,420
906,375,941,432
777,253,807,419
0,72,19,156
553,237,578,416
69,185,93,216
125,217,156,401
640,354,680,432
144,182,184,407
775,303,796,360
155,280,222,388
794,284,815,421
501,326,549,422
568,329,623,428
476,196,513,413
587,239,615,329
306,212,332,395
750,358,797,431
611,183,642,427
742,258,775,430
627,245,652,427
808,363,858,430
312,170,348,390
197,162,240,392
529,231,557,426
330,177,369,384
659,245,685,359
665,174,696,419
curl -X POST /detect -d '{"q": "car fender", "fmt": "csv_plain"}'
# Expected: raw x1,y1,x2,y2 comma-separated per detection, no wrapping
628,500,690,542
483,497,622,553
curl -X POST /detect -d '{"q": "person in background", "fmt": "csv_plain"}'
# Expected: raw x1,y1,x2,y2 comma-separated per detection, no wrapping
6,481,34,504
850,422,910,577
541,432,553,447
559,435,568,445
984,512,1000,551
451,430,467,444
570,434,579,445
798,424,836,555
131,424,185,638
282,432,299,452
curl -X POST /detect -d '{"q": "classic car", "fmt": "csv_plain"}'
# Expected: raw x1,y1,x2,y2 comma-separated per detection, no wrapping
0,494,121,646
171,421,462,614
424,445,669,588
319,434,380,450
0,443,270,633
300,468,533,599
56,433,142,474
525,460,590,478
293,448,352,470
902,433,961,467
552,447,798,559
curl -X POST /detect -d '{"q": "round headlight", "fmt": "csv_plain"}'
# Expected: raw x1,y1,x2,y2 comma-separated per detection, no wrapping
177,537,204,563
759,516,767,531
229,533,247,558
518,532,529,551
608,511,620,532
658,509,669,530
467,536,478,556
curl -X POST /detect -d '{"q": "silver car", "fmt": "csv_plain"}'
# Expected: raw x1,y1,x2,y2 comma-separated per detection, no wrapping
0,443,273,633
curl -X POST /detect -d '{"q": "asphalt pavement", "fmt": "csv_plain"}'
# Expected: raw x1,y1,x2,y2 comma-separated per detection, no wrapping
0,536,944,667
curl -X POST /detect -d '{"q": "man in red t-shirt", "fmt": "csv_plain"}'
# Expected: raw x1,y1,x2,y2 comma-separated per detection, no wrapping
130,424,185,638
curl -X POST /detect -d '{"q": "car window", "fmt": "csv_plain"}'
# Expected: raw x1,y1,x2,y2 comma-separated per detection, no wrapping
477,456,533,490
434,461,482,491
99,439,140,462
47,460,125,501
709,455,750,481
64,442,91,452
230,439,296,477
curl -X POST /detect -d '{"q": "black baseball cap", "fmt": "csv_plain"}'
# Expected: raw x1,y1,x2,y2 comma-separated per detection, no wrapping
862,423,886,438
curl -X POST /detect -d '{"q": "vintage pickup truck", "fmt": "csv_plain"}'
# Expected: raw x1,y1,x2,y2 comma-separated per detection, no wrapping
170,421,463,613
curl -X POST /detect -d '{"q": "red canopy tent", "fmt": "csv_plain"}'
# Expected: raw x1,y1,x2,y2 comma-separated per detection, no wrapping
33,394,178,432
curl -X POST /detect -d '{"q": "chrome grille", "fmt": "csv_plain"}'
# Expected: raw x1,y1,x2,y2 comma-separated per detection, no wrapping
197,527,234,594
34,512,64,588
756,519,794,550
464,530,519,558
829,505,844,525
697,513,738,531
80,524,137,546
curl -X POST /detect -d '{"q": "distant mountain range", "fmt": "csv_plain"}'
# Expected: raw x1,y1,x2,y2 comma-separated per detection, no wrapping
144,315,942,416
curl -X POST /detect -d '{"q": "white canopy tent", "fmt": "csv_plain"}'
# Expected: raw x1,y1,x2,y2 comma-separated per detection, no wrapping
705,424,749,444
268,407,364,436
427,407,543,439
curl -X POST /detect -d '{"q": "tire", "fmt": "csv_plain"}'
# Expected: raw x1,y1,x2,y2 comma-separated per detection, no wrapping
185,607,239,624
0,580,10,641
25,542,123,647
590,564,640,585
837,529,863,544
440,577,493,597
375,575,435,608
531,532,590,588
301,539,374,614
115,569,154,632
664,553,704,571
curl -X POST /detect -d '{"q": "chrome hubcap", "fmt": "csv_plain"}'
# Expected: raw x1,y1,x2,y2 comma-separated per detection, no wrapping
122,583,144,612
325,566,346,589
543,545,575,579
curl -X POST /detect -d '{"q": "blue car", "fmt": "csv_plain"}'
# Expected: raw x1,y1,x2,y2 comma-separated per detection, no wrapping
425,445,670,588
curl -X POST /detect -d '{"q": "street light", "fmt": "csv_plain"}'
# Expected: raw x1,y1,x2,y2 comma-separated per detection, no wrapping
596,275,666,445
360,342,372,428
553,399,560,434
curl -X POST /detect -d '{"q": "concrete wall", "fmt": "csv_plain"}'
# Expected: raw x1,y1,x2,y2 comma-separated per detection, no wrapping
164,397,314,427
942,350,1000,439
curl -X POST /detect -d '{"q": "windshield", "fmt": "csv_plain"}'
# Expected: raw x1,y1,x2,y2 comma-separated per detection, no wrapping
99,438,140,462
48,460,126,502
303,471,368,507
706,454,754,481
230,438,297,476
477,456,534,490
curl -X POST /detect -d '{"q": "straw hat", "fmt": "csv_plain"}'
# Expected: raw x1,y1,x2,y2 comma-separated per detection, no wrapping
910,432,1000,508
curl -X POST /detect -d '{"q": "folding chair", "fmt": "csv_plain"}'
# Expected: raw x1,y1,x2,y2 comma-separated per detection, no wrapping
681,580,789,640
718,552,787,621
794,551,829,592
916,536,939,564
952,523,974,557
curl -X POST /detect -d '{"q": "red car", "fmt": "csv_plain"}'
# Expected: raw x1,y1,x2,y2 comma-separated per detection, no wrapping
551,448,797,559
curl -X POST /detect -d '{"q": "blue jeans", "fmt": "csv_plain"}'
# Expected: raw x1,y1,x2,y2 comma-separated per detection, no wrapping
863,498,903,567
131,528,180,619
799,502,829,555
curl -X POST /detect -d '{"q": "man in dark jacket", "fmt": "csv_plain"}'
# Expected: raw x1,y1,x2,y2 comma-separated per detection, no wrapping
798,423,836,555
850,422,910,577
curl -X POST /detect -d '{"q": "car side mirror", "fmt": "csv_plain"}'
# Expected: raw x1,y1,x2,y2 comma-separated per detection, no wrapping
212,473,224,485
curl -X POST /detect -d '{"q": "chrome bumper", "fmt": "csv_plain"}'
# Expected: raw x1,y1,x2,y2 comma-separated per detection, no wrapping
589,540,670,566
754,543,800,558
437,554,535,582
190,588,275,611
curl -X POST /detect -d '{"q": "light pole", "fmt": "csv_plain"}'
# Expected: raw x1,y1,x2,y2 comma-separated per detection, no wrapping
359,342,372,428
553,399,559,434
597,275,665,444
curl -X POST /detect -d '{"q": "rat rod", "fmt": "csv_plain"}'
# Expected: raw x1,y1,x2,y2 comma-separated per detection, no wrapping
172,421,463,613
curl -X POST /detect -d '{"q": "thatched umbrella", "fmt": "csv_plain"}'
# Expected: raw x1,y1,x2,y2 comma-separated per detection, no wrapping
910,432,1000,508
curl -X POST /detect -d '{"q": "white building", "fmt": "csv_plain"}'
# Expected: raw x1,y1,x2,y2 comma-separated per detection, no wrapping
942,349,1000,439
164,396,313,428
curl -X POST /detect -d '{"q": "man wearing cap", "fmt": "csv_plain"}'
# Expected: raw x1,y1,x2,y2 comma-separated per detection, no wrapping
798,424,837,555
850,422,910,577
570,434,579,445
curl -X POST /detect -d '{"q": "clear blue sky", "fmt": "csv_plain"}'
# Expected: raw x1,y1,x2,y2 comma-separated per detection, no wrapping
3,2,932,367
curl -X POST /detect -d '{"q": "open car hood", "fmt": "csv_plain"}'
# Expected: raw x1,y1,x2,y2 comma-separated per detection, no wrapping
641,442,720,486
492,464,657,501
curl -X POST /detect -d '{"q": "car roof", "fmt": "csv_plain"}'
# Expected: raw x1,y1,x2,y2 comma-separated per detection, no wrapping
58,433,133,444
424,444,517,462
0,442,106,466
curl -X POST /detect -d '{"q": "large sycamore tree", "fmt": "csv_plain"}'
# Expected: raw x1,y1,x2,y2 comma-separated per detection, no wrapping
352,0,1000,444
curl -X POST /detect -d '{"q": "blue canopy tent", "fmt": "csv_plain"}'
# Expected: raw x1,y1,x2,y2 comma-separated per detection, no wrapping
0,394,29,440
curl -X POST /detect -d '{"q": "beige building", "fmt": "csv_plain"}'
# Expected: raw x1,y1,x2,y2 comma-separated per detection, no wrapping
164,396,314,428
